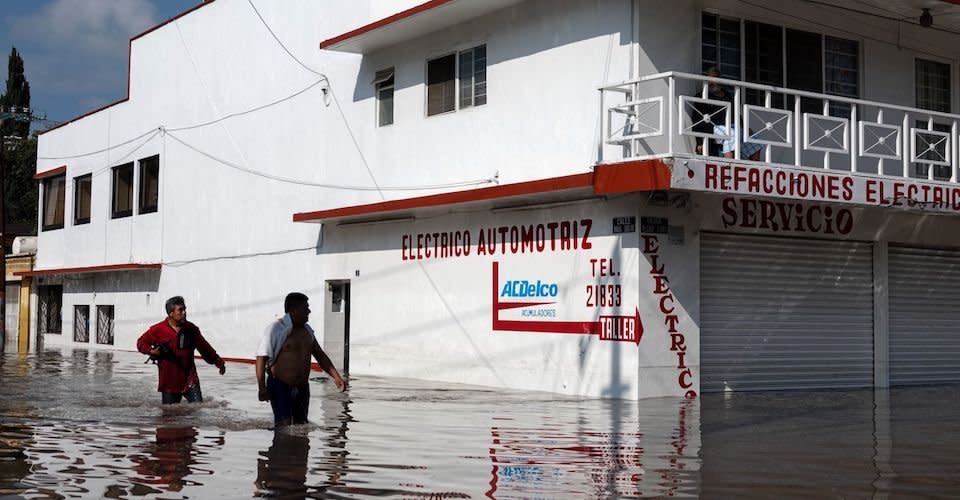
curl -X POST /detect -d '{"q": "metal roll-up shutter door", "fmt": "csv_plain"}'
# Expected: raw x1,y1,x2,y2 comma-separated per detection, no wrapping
701,233,874,392
889,246,960,385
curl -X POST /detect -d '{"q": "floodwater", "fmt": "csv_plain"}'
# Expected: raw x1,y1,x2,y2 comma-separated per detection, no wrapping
0,349,958,499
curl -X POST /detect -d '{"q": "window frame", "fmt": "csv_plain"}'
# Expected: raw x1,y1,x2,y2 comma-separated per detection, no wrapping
41,174,66,231
425,44,487,117
915,57,952,113
374,67,395,127
700,12,862,104
111,162,134,219
73,174,92,225
96,305,115,345
137,155,159,215
73,304,90,343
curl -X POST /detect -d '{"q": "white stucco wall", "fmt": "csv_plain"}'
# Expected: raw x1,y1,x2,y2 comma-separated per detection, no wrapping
31,0,960,397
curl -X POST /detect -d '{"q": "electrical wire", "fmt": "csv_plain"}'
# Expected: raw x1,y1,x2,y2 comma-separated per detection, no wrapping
739,0,954,59
37,128,158,160
245,0,389,198
163,128,496,191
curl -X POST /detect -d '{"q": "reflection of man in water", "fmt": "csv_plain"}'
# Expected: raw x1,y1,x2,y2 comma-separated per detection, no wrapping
137,296,226,404
134,426,198,493
255,430,310,496
256,292,346,427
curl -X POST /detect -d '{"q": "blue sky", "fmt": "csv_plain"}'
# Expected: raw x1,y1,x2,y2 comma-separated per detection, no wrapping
0,0,199,129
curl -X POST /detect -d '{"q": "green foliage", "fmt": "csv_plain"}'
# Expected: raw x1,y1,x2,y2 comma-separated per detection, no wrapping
0,47,36,231
4,137,38,229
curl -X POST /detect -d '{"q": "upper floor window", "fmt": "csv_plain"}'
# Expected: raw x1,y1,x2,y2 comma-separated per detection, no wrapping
111,162,133,219
138,155,159,214
701,13,859,114
73,174,91,225
374,68,395,126
42,174,65,231
916,58,951,113
427,44,486,116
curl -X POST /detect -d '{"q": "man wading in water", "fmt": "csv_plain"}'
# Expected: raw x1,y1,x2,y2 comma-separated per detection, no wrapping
137,296,226,404
256,292,346,426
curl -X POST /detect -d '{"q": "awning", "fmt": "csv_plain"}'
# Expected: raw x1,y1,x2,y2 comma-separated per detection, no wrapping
320,0,524,53
292,159,671,225
16,262,161,277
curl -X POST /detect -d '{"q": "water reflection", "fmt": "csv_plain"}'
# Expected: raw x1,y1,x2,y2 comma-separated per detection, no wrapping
133,426,200,494
2,348,960,498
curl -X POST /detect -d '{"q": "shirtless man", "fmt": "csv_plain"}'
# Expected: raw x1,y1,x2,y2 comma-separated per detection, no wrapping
256,292,346,426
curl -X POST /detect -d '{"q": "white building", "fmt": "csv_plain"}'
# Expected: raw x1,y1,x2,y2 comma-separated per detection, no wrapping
27,0,960,399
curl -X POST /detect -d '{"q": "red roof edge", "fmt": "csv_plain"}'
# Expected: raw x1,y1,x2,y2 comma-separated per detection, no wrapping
38,1,216,136
33,165,67,180
320,0,454,49
293,172,594,222
16,263,162,277
293,159,672,222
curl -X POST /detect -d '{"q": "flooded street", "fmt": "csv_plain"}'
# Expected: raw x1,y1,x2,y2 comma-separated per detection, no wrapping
0,348,958,498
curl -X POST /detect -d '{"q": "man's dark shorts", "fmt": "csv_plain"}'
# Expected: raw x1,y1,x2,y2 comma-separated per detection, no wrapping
162,384,203,404
267,375,310,426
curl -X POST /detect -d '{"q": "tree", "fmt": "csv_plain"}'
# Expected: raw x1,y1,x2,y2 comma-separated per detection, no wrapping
0,47,30,139
0,47,36,233
4,136,37,229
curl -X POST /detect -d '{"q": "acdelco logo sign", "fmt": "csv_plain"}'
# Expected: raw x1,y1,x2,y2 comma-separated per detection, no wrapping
499,280,559,298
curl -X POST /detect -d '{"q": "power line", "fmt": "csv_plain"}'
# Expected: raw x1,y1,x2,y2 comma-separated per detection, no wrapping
37,128,158,160
164,128,496,191
245,0,389,199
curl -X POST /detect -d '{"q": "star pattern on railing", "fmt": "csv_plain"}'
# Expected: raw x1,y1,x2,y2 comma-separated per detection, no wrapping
606,96,663,143
678,96,731,139
859,122,901,160
804,114,849,153
745,106,792,146
912,129,950,166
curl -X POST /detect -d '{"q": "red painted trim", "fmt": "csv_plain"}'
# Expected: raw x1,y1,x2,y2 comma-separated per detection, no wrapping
293,172,594,222
39,1,216,135
592,159,672,194
16,262,161,277
320,0,454,49
293,159,671,223
33,165,66,180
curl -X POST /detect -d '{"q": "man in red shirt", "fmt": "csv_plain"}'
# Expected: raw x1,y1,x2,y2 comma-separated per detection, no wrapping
137,296,226,404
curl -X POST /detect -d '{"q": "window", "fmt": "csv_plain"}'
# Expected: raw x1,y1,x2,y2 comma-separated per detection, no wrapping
138,155,159,214
824,36,859,116
459,45,486,108
38,285,62,334
427,54,456,115
701,12,741,80
73,174,91,225
96,305,114,345
916,59,951,113
374,68,395,126
74,305,90,343
42,175,65,231
427,44,486,116
111,162,133,219
701,14,859,111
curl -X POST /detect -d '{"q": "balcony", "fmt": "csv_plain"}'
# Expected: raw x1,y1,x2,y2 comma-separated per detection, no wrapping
600,71,957,184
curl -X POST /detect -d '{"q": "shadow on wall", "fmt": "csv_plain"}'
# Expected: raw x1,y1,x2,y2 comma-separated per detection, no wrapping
349,0,635,102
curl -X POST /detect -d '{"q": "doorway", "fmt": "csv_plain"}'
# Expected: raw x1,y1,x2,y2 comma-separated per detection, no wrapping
323,280,350,375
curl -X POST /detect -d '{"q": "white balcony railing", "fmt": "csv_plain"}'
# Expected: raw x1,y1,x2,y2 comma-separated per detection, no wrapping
600,71,959,183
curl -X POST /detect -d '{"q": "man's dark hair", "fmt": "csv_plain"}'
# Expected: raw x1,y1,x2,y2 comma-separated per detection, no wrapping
284,292,309,313
165,296,186,314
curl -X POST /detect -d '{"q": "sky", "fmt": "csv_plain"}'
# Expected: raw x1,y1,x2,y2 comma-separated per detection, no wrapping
0,0,200,129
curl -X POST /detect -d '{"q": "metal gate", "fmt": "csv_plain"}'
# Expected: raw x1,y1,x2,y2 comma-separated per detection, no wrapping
38,285,63,334
96,305,114,345
74,305,90,343
700,233,874,392
889,246,960,385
